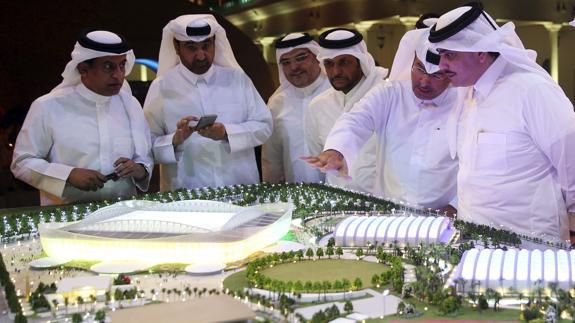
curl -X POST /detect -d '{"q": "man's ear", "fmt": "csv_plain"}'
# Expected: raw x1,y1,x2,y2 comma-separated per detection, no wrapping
173,39,180,53
77,62,88,75
477,52,490,64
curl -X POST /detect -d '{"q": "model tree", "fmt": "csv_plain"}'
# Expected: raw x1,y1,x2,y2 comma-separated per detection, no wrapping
316,247,324,259
306,248,314,260
336,247,343,259
344,300,354,314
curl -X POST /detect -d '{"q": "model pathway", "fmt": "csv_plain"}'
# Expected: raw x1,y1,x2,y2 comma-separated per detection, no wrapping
295,288,401,320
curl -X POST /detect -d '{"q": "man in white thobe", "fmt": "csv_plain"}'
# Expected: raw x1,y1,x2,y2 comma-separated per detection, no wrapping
305,26,460,212
144,15,272,191
11,30,153,205
262,33,330,184
428,3,575,242
303,28,388,194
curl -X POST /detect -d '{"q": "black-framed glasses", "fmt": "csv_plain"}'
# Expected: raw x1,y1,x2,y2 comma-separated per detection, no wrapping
279,52,311,67
411,64,447,81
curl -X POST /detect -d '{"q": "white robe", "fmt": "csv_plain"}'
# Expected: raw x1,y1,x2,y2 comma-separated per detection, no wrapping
144,64,273,191
11,83,153,206
324,80,459,209
305,72,386,194
262,74,331,183
450,57,575,241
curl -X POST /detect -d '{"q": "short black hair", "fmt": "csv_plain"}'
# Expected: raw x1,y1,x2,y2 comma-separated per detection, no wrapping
82,58,96,66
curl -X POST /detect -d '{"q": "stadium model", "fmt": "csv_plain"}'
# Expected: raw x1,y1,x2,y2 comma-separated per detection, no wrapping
38,199,293,265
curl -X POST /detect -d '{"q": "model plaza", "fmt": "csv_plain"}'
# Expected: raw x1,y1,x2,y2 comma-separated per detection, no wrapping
1,183,575,322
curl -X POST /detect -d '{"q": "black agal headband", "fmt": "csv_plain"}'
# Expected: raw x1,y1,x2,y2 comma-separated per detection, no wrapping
275,33,314,49
78,29,130,54
318,28,363,49
186,24,211,37
428,1,497,43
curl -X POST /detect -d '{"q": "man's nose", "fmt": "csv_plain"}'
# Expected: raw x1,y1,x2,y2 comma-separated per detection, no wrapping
419,75,431,87
111,67,124,80
196,50,207,60
438,57,448,70
333,65,343,76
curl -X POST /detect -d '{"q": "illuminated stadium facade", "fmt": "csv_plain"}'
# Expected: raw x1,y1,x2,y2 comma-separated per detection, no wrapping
452,248,575,292
38,200,293,265
334,215,454,247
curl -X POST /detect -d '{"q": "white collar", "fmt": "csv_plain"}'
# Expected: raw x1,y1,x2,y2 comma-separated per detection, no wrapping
415,84,456,109
296,73,327,96
342,75,367,108
473,56,507,101
76,82,112,105
178,63,216,85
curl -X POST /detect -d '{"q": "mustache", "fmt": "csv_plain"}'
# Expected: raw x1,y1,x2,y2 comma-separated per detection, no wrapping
289,69,306,76
193,60,210,66
330,76,349,82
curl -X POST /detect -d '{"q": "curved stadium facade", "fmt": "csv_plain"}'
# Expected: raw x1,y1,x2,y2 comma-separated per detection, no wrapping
452,248,575,292
39,200,293,265
334,215,454,247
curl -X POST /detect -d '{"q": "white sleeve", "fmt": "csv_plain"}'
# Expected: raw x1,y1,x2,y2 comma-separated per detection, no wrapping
324,83,391,169
304,99,323,157
523,82,575,215
125,96,154,192
11,100,74,198
223,73,273,153
143,80,179,164
262,99,285,183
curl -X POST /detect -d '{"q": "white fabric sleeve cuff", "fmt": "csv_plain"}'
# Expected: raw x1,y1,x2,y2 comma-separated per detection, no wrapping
41,163,74,198
223,123,243,154
131,162,152,192
152,133,178,164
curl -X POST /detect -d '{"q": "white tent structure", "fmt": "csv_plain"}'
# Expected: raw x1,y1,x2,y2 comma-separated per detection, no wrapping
452,248,575,293
333,215,454,247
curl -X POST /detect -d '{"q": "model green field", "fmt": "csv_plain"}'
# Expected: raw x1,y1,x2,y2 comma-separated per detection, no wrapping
224,259,387,291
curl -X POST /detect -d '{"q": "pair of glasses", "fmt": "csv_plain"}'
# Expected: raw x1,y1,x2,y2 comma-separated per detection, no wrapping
279,52,310,67
411,64,448,81
97,61,127,75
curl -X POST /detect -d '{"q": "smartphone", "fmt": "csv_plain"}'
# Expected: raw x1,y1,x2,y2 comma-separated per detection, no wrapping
195,114,218,130
105,173,119,181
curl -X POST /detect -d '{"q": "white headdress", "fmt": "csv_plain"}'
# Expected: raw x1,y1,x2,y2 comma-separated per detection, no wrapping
428,2,553,84
389,27,440,81
157,14,240,77
53,30,135,92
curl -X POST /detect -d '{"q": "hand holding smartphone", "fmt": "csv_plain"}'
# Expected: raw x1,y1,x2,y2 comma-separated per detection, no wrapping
193,114,217,130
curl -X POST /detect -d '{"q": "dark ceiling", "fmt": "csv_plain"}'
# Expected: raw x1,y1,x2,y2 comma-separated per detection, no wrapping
0,0,275,115
224,0,575,38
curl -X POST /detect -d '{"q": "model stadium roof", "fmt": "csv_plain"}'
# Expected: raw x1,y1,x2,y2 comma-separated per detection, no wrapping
38,200,293,265
452,248,575,292
334,215,454,247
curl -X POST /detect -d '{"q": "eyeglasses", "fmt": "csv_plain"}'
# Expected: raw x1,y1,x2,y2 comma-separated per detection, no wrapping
279,52,311,67
96,61,127,74
411,64,447,81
